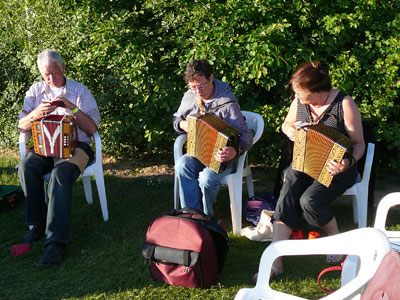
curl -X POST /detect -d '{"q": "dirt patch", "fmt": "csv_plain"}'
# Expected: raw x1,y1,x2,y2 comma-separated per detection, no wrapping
1,147,175,178
0,148,19,159
102,156,175,178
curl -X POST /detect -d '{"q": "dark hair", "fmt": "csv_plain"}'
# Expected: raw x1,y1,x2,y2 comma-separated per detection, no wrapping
184,60,213,82
289,61,332,92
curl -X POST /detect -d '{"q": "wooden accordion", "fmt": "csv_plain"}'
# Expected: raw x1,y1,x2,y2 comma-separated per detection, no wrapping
187,113,241,173
292,124,354,187
31,114,78,158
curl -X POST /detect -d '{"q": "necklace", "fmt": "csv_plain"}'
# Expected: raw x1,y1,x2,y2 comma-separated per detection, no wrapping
308,90,332,124
313,90,330,108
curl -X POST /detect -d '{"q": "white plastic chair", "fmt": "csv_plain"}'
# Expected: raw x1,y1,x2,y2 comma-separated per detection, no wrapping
173,111,264,235
374,192,400,252
342,143,375,228
235,227,391,300
19,130,109,221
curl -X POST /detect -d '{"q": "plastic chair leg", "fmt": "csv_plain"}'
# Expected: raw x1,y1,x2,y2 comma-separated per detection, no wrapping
82,176,93,204
245,174,254,197
227,177,243,235
94,172,108,221
174,175,180,210
357,187,368,228
352,195,359,224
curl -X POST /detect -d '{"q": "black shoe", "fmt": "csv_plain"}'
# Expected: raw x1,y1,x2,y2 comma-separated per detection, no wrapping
23,225,45,243
37,244,65,267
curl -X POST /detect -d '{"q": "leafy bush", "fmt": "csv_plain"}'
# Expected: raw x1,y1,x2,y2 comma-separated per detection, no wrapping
0,0,399,170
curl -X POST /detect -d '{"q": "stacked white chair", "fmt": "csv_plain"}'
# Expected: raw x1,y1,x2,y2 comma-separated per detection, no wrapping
374,192,400,252
235,228,391,300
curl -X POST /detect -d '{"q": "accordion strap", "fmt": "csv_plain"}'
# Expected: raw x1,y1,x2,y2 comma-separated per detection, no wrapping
307,91,346,125
196,97,205,113
196,97,236,114
209,101,236,112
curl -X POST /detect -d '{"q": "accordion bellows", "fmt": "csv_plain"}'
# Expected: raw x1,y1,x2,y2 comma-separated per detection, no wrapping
292,124,354,187
31,114,78,158
187,113,241,173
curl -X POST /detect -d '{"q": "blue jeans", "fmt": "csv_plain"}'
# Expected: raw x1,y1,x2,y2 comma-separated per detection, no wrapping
18,143,93,246
175,154,236,215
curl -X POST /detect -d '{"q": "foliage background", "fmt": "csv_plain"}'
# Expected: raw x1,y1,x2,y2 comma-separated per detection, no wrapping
0,0,399,170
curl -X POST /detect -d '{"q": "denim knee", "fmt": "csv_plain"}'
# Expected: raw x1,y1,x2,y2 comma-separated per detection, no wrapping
18,155,40,178
175,155,203,177
49,162,79,187
198,169,220,189
174,155,188,174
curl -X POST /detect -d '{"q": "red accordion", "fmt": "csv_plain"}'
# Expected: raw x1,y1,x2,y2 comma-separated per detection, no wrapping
31,115,78,158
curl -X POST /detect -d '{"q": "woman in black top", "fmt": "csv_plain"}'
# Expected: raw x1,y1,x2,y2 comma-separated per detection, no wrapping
263,61,365,279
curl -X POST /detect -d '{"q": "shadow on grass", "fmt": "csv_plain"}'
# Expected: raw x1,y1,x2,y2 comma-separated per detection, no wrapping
1,172,274,300
1,159,399,300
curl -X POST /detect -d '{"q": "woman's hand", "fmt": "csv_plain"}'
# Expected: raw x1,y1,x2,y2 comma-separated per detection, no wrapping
286,125,296,141
284,121,302,141
327,158,351,176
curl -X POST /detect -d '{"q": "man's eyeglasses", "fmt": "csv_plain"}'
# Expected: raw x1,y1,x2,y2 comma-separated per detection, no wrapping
188,80,210,91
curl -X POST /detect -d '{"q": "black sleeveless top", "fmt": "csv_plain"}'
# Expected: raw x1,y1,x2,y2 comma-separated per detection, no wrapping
296,91,347,135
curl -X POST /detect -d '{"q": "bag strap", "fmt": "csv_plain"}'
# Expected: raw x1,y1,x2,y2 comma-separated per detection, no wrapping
173,214,229,242
142,242,199,267
174,207,212,220
143,243,156,261
317,265,343,293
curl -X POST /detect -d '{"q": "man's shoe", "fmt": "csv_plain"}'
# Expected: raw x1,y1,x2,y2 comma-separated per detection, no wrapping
37,244,65,267
23,225,45,243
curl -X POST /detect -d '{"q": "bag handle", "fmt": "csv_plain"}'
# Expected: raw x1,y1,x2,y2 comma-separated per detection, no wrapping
142,242,199,267
175,207,212,220
317,265,343,293
169,207,228,242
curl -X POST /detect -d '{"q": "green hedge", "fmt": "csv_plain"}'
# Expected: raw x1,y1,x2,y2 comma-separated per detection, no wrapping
1,0,399,170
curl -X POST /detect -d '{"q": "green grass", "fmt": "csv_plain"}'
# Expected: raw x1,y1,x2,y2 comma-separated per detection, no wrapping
0,155,399,300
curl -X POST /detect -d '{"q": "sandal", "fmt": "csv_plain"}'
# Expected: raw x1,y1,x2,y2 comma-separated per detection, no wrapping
326,254,346,266
252,272,258,283
271,265,284,279
252,265,284,283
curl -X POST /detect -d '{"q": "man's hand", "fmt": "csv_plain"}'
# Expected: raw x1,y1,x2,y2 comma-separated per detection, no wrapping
214,146,237,162
179,120,189,132
53,96,76,111
32,102,57,120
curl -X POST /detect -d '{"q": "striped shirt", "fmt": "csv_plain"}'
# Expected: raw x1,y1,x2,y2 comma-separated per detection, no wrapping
296,91,347,135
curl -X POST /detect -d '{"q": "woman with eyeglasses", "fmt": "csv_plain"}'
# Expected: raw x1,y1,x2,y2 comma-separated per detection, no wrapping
254,61,365,281
173,59,253,216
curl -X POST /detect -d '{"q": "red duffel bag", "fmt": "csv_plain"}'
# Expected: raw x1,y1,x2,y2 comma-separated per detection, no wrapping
360,250,400,300
142,207,229,288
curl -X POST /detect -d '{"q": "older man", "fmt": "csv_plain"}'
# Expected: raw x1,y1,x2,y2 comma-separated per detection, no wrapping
18,49,100,267
173,59,253,215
